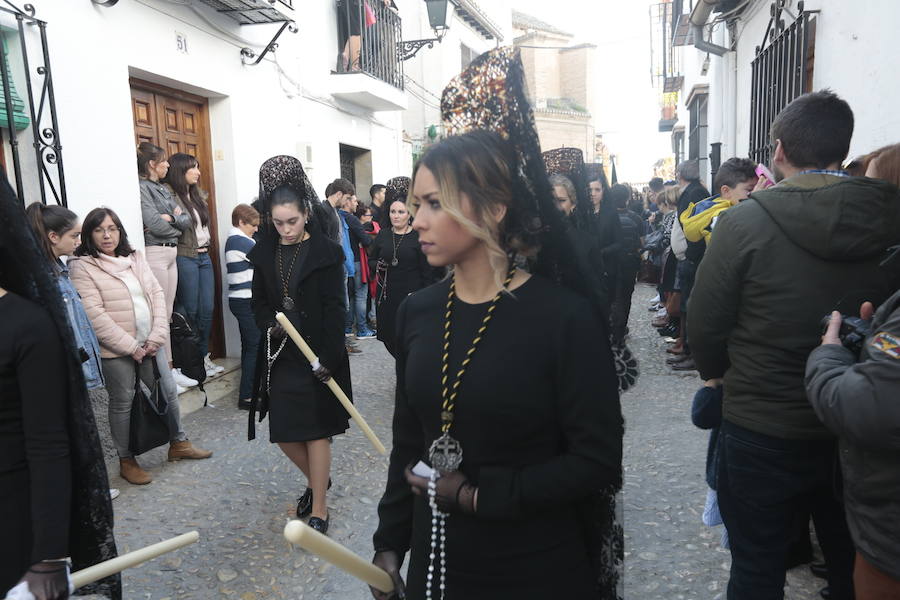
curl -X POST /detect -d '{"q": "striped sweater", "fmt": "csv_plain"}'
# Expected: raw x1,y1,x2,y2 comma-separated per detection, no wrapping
225,227,255,299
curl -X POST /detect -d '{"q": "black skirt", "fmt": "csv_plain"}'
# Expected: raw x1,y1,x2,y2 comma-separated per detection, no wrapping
267,343,350,443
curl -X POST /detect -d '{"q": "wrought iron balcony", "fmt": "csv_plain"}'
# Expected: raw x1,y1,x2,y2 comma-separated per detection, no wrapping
329,0,406,111
334,0,403,90
195,0,293,25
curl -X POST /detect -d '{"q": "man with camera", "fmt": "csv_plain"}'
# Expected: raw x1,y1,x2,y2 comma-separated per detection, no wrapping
806,294,900,600
689,90,900,600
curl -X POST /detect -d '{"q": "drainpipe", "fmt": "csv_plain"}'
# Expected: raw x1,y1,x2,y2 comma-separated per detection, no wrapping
690,0,730,56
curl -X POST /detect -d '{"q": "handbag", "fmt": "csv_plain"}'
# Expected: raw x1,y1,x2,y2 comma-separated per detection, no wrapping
643,228,665,254
128,359,170,455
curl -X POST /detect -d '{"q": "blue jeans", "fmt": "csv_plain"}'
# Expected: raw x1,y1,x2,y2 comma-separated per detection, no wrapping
350,261,369,332
343,265,352,334
176,253,214,357
229,298,260,401
716,420,854,600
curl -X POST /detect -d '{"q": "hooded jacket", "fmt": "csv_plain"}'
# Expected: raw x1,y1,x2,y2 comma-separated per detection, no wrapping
805,289,900,579
689,173,900,439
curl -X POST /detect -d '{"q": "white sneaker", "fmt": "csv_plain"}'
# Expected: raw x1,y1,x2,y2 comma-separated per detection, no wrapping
650,294,660,305
172,368,198,388
109,488,120,500
204,355,224,376
176,384,188,395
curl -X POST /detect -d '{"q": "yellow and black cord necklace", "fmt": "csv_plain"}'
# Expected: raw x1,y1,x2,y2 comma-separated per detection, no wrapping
425,264,516,600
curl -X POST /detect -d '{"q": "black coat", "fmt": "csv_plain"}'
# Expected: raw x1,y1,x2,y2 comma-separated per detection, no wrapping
246,231,352,440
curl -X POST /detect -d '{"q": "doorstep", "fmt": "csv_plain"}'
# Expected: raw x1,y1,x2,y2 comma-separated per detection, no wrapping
177,357,242,416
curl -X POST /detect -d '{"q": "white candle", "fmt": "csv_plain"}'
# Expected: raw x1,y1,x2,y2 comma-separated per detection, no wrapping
71,531,199,589
283,520,394,593
275,312,388,456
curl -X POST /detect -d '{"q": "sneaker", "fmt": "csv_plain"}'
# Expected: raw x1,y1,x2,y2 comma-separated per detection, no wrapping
345,331,355,338
109,488,120,500
176,384,188,395
204,354,225,376
172,368,198,388
356,328,376,339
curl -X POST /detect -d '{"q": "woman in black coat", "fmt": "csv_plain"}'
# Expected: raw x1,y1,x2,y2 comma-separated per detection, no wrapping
247,157,351,535
367,176,439,356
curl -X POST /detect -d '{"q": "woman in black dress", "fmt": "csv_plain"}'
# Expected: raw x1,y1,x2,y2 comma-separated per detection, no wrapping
248,156,351,535
0,174,120,599
368,176,438,356
371,48,623,600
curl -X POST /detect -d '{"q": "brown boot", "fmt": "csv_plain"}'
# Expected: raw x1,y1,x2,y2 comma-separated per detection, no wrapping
120,458,152,485
168,440,213,462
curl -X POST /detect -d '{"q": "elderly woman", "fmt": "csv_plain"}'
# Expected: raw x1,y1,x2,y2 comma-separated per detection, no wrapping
70,208,210,486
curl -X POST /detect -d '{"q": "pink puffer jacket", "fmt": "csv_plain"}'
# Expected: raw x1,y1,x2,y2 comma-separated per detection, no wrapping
69,251,168,359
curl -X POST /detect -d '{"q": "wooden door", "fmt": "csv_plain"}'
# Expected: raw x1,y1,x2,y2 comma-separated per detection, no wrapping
129,80,225,359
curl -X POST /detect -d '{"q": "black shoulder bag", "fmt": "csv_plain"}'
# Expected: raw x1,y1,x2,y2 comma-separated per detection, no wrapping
128,358,170,455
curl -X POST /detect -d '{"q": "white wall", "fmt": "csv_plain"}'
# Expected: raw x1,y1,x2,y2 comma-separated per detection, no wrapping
24,0,407,356
690,0,900,174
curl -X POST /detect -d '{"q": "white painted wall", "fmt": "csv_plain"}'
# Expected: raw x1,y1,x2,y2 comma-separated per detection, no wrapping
16,0,408,356
680,0,900,185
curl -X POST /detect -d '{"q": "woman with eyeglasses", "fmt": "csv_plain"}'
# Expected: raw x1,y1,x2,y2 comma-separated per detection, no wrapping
69,208,211,486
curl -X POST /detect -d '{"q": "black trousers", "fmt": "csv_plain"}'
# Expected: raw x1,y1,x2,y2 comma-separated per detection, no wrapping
611,258,639,344
717,420,855,600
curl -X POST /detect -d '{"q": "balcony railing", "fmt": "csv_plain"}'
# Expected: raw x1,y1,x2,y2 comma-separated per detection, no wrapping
335,0,403,91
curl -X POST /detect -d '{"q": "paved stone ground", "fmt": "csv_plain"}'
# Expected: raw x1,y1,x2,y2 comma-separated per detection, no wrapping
106,283,827,599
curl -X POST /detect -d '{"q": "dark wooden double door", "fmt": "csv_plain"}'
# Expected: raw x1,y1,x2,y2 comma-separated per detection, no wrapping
129,79,225,358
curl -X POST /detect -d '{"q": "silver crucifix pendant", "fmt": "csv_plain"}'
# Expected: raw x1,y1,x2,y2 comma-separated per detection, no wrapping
428,432,463,472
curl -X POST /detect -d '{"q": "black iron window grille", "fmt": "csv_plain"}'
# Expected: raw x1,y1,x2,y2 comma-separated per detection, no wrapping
688,92,707,162
335,0,404,91
749,2,815,166
0,1,66,207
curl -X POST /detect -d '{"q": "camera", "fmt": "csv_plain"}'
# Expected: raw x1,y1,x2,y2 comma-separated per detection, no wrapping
820,314,871,357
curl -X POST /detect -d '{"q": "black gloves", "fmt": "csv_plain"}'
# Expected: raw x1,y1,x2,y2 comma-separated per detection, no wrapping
20,561,70,600
370,550,406,600
404,466,477,515
269,324,286,341
312,364,332,383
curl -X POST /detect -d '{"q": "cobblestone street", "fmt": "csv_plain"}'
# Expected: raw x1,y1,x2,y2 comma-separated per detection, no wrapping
109,284,825,599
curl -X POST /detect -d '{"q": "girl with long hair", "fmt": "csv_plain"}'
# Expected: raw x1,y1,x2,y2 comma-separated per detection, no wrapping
248,156,352,535
163,152,222,377
366,176,438,356
370,48,623,600
137,143,197,389
70,208,211,485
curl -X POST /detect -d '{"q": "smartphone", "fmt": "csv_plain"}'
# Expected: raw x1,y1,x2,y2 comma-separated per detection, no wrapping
755,164,775,188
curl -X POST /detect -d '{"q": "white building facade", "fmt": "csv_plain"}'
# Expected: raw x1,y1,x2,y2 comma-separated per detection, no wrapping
656,0,900,189
1,0,418,356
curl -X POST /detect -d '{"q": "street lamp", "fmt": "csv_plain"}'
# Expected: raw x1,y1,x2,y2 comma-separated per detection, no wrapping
399,0,451,61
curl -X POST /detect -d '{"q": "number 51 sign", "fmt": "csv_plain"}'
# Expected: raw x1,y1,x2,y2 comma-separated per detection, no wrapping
176,32,189,54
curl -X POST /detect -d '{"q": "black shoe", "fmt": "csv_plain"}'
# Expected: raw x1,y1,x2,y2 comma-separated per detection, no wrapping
237,399,252,411
308,513,330,535
296,488,313,518
809,562,828,580
671,357,697,371
659,324,679,337
296,479,334,518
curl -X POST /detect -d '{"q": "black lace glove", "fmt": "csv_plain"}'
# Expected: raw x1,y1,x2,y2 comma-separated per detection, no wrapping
370,550,406,600
312,364,331,383
269,324,286,341
404,465,477,515
19,561,70,600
